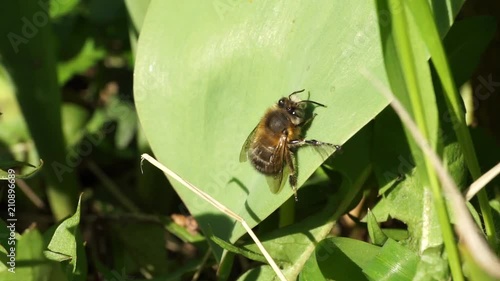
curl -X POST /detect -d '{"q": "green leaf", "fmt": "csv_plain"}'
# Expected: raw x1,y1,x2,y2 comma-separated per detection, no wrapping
217,251,235,281
105,96,137,149
372,108,439,251
45,195,86,281
381,229,409,242
209,234,267,264
0,1,80,220
57,39,106,85
302,237,380,281
374,1,466,280
0,160,35,170
124,0,151,33
237,265,276,281
0,227,53,281
124,0,151,56
135,1,389,261
410,0,497,251
0,160,43,180
0,65,31,146
363,239,419,281
300,252,326,281
367,210,387,246
242,193,338,279
43,251,71,262
50,0,80,19
414,246,449,281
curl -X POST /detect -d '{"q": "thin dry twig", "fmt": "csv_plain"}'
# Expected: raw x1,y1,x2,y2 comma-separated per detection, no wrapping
87,160,141,213
361,68,500,279
465,162,500,201
16,179,45,209
192,249,211,281
141,153,288,281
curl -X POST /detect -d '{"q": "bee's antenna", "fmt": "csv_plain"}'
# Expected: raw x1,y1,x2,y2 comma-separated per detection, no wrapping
288,89,305,99
298,100,326,107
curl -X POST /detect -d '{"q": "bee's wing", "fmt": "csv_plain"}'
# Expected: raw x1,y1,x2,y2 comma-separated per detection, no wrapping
266,136,290,194
305,143,340,161
239,124,259,162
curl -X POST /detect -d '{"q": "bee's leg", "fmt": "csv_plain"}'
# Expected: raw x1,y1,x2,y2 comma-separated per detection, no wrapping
285,150,299,201
289,139,342,151
305,140,342,151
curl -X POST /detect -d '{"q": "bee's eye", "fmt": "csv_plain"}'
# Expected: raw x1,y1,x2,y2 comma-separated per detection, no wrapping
278,98,285,107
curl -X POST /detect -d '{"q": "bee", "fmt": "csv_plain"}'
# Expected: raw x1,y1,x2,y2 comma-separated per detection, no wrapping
240,89,341,201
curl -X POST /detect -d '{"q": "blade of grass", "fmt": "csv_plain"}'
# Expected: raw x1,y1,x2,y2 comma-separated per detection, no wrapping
378,1,463,279
140,154,287,281
0,1,79,220
361,69,500,279
406,0,496,247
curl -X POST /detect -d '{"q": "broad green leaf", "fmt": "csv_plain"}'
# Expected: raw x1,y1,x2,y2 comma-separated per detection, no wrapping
0,227,53,281
237,265,276,281
363,239,419,281
300,252,326,281
135,0,389,260
45,195,86,281
413,246,449,281
302,237,380,281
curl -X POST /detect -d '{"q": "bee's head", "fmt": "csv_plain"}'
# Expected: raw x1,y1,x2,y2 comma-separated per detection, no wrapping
277,89,326,125
277,97,304,125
